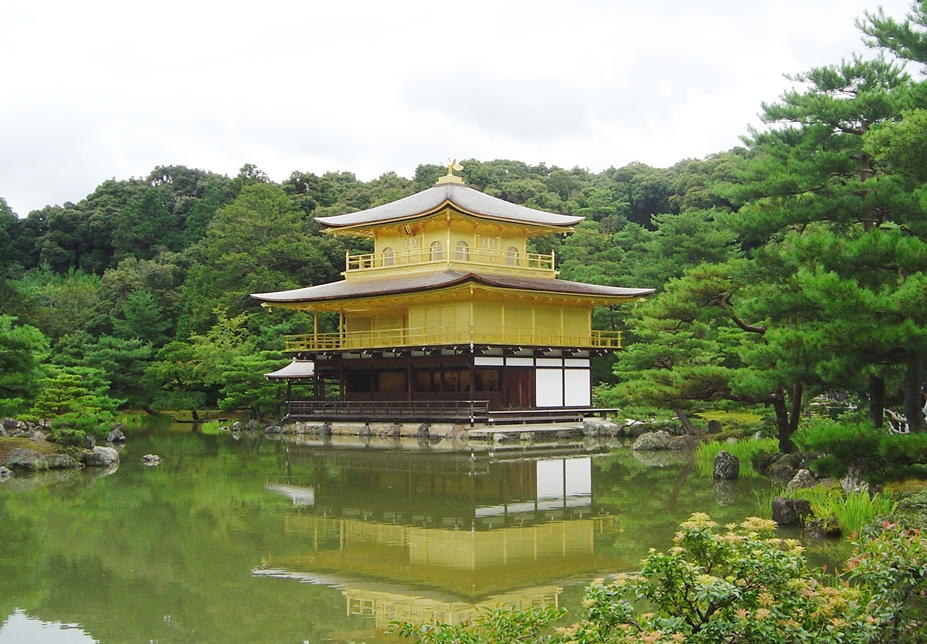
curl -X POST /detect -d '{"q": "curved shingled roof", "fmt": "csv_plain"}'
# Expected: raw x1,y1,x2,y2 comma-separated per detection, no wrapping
251,271,653,305
314,183,583,229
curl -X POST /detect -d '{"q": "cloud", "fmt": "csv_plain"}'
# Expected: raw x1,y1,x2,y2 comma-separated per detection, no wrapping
0,0,915,215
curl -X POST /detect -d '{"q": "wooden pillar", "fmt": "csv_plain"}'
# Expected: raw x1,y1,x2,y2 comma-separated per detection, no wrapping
313,309,318,346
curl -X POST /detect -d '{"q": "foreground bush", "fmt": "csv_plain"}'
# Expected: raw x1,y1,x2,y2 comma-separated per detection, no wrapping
391,514,927,644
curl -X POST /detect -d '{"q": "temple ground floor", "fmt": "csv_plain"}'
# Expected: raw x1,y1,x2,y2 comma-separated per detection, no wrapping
282,346,610,424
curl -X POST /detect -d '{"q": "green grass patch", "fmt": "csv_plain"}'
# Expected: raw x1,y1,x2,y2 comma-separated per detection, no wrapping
697,410,763,424
696,437,778,478
786,487,897,536
194,421,223,435
0,436,59,462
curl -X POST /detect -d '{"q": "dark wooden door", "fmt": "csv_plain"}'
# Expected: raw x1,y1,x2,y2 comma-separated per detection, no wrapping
503,368,534,408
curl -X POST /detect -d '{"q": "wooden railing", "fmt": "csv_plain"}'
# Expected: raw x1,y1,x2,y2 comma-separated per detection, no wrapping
286,399,490,422
344,247,556,277
284,326,621,351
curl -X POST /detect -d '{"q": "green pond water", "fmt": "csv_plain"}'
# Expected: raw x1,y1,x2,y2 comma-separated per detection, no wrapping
0,424,774,644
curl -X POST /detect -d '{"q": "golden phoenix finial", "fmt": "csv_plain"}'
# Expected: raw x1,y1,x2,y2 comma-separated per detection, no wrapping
436,158,465,185
446,158,463,176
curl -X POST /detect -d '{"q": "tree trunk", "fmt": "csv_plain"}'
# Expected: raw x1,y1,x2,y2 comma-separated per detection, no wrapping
673,408,700,435
903,355,926,433
771,383,802,453
191,408,200,421
868,373,885,428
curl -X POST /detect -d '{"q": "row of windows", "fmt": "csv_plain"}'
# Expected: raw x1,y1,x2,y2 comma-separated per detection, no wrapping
381,242,520,265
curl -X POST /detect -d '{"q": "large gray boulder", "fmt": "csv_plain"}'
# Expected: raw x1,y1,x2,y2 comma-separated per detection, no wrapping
632,430,672,451
786,469,817,492
841,465,867,494
4,448,49,471
83,446,119,468
46,453,79,469
712,450,739,479
667,435,699,451
771,497,812,527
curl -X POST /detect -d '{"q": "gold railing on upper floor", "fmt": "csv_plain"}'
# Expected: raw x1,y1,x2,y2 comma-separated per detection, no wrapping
344,247,556,276
284,325,621,352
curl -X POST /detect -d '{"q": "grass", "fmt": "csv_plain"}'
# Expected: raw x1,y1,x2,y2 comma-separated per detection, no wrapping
0,436,58,462
194,421,224,435
696,436,778,478
697,410,763,424
786,487,897,536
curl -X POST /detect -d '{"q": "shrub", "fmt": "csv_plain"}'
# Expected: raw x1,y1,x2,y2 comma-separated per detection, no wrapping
794,418,927,484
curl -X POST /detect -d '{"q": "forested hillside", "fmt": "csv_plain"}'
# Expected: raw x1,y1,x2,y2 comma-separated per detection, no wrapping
3,3,927,449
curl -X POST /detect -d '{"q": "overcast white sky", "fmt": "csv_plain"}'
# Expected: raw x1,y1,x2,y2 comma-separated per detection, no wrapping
0,0,918,216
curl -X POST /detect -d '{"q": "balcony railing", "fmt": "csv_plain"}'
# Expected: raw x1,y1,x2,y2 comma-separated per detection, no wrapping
284,325,622,352
344,247,556,277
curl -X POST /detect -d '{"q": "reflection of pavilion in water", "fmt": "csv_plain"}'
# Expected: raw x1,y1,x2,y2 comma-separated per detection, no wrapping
258,448,623,628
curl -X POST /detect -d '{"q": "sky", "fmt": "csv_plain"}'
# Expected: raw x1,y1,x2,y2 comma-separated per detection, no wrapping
0,0,919,216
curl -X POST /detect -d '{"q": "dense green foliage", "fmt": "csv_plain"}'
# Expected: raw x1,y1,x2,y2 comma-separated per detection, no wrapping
795,417,927,483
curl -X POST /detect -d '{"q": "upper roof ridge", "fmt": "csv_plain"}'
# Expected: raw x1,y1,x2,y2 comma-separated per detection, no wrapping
314,182,583,230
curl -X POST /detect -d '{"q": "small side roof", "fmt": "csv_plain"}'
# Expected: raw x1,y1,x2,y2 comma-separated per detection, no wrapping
252,271,653,305
314,183,583,230
264,360,315,379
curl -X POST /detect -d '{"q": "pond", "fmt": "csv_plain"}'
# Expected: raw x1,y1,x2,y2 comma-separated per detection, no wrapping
0,424,773,644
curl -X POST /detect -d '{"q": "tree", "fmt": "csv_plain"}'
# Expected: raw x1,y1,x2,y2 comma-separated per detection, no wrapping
78,334,155,410
727,54,927,431
28,365,122,437
179,182,337,333
217,351,288,421
112,290,170,347
0,316,49,418
112,188,178,262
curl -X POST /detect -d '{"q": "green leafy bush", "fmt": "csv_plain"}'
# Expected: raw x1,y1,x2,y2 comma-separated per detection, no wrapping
794,419,927,483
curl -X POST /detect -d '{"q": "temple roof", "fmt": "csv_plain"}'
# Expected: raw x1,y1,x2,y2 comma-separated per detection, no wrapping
314,183,583,230
252,270,653,305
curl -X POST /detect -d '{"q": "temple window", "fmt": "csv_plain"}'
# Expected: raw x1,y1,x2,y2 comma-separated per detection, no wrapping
382,246,394,266
455,241,469,261
505,246,519,266
430,240,443,261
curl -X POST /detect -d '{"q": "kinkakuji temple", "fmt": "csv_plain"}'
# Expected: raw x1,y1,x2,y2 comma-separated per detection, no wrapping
252,163,653,423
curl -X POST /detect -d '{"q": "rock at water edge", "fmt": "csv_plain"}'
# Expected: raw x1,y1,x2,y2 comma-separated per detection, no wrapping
632,430,672,451
4,448,49,471
84,446,119,467
771,497,812,527
713,450,739,479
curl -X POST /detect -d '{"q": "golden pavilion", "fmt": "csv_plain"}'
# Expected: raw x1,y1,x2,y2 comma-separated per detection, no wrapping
251,164,653,423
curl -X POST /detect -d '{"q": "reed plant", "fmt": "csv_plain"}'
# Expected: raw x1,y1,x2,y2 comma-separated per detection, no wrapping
194,421,223,435
787,487,897,536
695,437,778,479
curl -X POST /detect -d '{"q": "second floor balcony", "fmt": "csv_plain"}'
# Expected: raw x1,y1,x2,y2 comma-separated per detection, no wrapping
284,325,622,353
344,246,557,278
